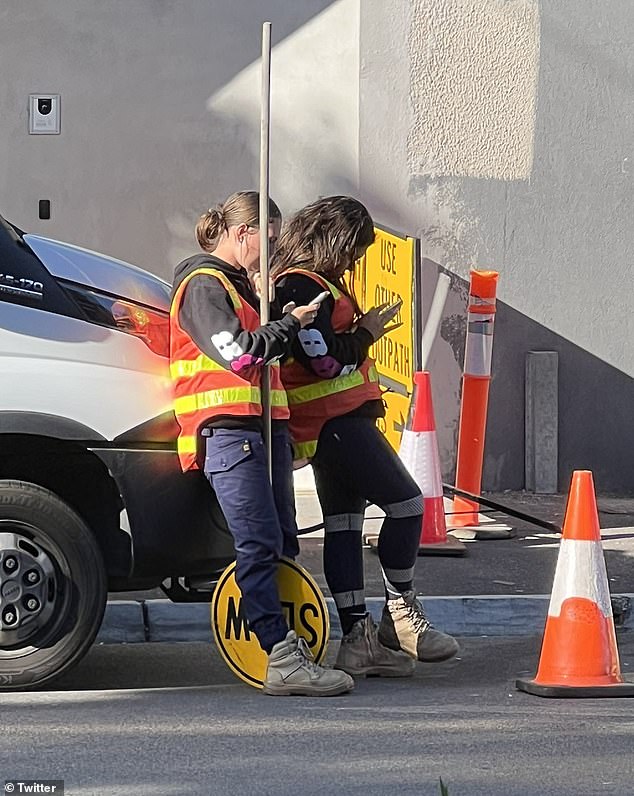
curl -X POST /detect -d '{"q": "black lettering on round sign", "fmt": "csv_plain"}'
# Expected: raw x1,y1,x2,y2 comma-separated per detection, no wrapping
211,558,329,689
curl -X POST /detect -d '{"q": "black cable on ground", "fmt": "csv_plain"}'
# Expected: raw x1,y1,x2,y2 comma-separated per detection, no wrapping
298,489,563,536
442,483,562,534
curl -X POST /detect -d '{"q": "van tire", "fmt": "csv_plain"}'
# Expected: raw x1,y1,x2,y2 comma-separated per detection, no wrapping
0,480,107,690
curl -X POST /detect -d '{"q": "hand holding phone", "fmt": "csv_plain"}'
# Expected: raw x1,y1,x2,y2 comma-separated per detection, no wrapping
359,300,402,341
380,298,403,315
291,291,329,328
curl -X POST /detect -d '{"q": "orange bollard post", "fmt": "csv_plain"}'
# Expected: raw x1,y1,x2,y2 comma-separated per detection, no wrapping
399,372,466,556
449,270,512,540
516,471,634,697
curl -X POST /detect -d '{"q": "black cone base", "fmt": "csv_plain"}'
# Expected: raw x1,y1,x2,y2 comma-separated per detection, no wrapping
516,676,634,698
418,537,467,556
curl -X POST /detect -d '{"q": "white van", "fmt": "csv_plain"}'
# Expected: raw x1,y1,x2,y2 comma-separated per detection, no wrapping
0,214,234,690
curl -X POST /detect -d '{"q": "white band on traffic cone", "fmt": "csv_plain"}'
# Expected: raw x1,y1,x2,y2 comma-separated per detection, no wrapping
548,539,613,619
399,428,443,499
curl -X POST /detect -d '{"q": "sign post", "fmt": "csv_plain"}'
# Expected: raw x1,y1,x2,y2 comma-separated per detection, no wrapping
259,21,272,476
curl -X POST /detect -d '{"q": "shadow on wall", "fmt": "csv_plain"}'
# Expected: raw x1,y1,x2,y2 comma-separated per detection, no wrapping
420,261,633,497
166,0,359,276
486,299,633,497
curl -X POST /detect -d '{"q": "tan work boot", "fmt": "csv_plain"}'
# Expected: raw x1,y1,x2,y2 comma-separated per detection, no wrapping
378,590,459,662
335,613,415,678
263,630,354,696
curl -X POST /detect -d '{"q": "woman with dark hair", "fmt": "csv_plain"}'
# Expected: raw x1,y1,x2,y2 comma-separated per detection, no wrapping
273,196,458,677
170,191,353,696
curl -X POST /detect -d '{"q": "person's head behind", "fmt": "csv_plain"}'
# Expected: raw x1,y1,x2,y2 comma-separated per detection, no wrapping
271,196,375,281
196,191,282,272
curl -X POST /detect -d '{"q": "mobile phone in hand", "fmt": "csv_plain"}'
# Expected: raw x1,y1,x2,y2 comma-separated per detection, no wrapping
381,298,403,314
311,290,330,306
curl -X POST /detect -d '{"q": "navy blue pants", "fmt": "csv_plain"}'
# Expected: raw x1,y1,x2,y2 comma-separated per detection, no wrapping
203,425,298,653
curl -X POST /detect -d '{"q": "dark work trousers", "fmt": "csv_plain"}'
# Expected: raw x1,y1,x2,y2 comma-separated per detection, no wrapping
203,424,299,653
311,415,423,628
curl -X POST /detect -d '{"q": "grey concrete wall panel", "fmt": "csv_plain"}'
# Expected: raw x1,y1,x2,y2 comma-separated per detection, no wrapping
484,301,634,495
525,351,559,494
408,0,540,181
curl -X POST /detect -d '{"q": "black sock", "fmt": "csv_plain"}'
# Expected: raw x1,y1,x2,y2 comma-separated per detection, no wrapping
384,580,413,603
339,606,367,636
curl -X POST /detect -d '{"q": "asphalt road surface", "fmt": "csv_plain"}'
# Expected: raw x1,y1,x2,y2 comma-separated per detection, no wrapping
2,634,634,796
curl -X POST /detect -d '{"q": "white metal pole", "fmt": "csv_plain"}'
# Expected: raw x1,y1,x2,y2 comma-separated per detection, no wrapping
421,272,451,371
259,21,272,477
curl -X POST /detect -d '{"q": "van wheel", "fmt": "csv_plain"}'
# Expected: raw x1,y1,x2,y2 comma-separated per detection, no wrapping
0,480,107,690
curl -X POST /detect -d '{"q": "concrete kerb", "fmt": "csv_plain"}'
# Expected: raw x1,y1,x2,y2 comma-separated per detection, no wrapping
95,594,634,645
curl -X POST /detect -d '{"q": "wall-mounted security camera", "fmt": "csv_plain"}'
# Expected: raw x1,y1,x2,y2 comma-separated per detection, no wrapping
29,94,61,134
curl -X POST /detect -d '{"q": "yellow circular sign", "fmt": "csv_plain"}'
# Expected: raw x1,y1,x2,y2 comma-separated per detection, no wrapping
211,558,330,689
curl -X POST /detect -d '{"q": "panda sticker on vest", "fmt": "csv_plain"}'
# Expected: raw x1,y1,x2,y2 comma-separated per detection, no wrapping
298,328,354,378
212,331,263,372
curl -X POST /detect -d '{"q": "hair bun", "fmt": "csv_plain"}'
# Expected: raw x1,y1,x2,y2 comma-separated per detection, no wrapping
196,206,226,253
207,206,225,224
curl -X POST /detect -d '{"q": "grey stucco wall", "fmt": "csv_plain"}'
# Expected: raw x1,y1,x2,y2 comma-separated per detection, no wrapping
0,0,357,281
360,0,633,494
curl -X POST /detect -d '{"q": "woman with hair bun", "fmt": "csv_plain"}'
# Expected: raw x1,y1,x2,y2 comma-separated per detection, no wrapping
170,190,352,696
273,196,459,679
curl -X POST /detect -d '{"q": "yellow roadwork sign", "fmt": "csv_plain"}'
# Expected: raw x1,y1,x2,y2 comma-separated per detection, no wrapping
352,226,419,451
211,558,330,689
375,387,411,446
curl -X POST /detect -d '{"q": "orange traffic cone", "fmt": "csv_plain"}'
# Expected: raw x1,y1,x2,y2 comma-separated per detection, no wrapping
516,471,634,697
399,372,465,556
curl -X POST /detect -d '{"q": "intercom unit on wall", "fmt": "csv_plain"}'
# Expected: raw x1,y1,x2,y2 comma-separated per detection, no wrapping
28,94,61,134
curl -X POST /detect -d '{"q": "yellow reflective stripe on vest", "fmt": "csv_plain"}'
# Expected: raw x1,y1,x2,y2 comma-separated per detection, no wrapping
286,371,365,405
318,279,341,300
170,354,226,379
177,435,198,455
269,387,288,405
175,386,261,415
170,267,242,318
175,386,288,415
171,355,286,380
207,270,242,311
268,387,288,406
294,439,318,460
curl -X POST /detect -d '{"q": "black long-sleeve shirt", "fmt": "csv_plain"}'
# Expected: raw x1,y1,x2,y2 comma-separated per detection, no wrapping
173,254,300,430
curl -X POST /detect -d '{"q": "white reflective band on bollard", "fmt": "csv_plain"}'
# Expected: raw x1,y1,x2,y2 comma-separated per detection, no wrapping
464,312,495,377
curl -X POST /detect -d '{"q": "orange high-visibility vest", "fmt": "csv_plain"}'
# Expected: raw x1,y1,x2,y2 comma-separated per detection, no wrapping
170,266,289,471
278,270,381,460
